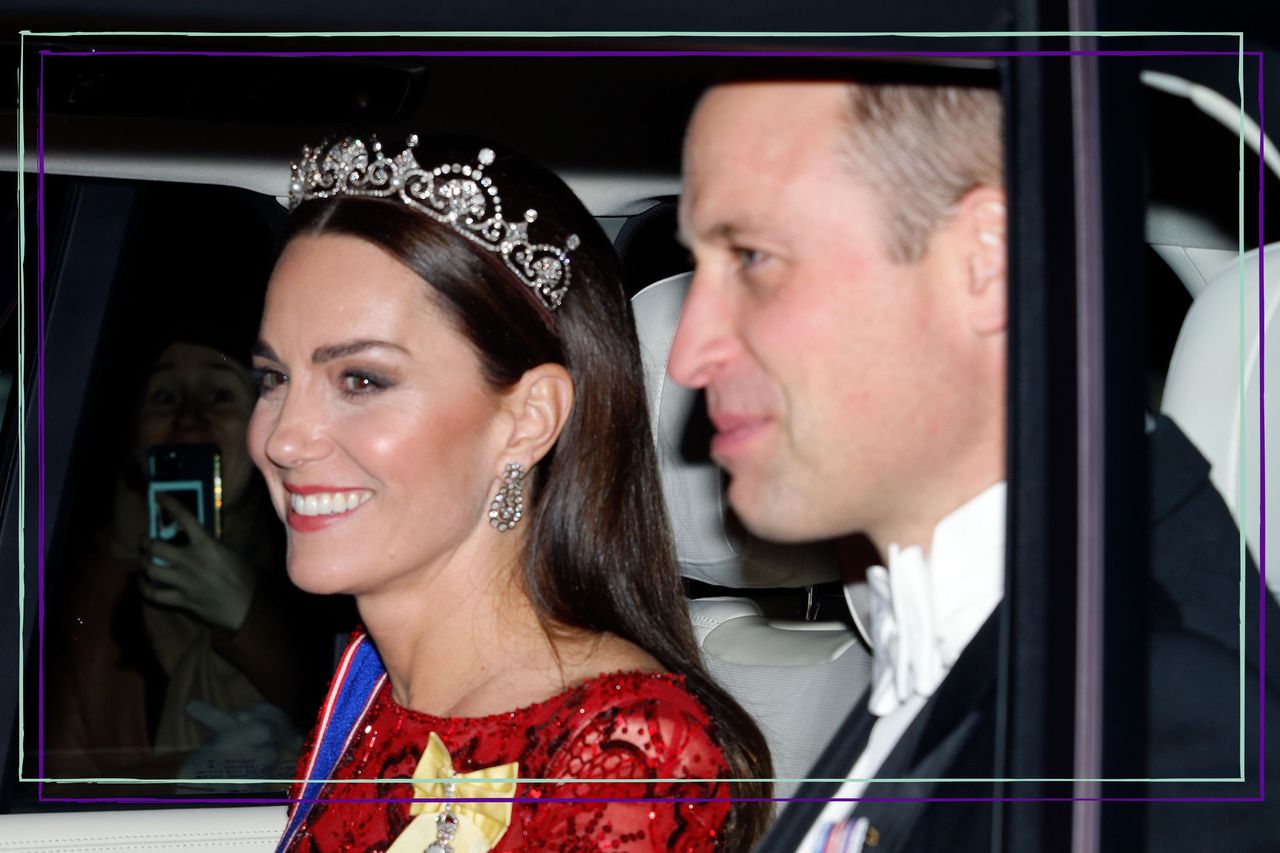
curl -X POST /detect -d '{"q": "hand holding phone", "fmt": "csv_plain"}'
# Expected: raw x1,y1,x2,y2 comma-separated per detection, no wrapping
139,444,256,631
139,492,258,632
147,443,222,543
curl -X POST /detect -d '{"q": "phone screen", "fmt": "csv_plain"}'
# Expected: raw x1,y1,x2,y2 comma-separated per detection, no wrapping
148,480,207,545
147,443,222,541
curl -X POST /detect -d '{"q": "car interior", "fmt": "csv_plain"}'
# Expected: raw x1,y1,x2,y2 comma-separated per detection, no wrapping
1,34,1275,851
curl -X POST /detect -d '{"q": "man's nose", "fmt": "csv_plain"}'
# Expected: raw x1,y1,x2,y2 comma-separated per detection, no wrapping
668,270,736,390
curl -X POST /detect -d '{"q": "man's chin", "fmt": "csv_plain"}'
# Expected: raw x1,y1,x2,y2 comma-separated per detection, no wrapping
725,474,832,545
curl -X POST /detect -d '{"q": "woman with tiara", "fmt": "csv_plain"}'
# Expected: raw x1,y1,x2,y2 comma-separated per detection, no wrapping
250,135,772,851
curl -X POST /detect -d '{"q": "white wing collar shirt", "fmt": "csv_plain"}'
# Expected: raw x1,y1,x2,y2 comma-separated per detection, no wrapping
800,480,1006,852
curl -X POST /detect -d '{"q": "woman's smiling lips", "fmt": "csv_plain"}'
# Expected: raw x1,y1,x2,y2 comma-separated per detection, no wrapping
283,484,373,532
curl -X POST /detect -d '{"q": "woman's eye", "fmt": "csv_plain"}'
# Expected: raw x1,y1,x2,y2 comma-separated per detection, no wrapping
208,386,239,405
250,368,286,397
147,387,179,407
340,370,389,396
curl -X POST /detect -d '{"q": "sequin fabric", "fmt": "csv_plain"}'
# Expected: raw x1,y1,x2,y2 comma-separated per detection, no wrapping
284,671,730,851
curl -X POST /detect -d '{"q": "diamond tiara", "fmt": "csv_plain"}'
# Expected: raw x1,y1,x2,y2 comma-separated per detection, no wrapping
288,135,579,311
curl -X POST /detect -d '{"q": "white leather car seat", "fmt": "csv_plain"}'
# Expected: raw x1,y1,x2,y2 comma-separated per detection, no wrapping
1160,243,1277,598
631,272,874,798
0,806,286,852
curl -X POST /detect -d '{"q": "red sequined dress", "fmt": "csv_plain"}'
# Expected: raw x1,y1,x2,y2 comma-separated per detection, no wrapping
283,670,730,851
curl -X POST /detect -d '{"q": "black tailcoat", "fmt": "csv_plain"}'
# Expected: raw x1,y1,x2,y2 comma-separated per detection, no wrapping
757,417,1280,852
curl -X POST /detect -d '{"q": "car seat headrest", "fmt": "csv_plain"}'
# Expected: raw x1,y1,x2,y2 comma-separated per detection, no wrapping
1160,243,1277,595
632,272,841,588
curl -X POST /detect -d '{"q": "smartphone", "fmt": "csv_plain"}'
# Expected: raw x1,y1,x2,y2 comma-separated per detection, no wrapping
147,443,223,543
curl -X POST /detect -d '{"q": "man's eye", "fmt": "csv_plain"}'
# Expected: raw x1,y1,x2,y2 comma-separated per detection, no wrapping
733,246,767,269
250,368,286,397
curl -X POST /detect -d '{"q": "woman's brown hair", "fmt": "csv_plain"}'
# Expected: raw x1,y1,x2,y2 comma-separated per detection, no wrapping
284,137,773,846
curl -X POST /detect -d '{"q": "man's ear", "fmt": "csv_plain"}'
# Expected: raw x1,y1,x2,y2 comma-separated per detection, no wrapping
955,186,1007,337
497,362,575,470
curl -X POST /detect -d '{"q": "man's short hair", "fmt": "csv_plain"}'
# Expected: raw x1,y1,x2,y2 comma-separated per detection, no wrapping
839,83,1003,263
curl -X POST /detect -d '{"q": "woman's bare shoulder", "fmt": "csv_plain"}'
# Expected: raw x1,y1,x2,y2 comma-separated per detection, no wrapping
558,631,664,684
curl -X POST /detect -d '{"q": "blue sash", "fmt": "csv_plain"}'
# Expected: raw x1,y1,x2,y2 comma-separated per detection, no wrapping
277,633,387,852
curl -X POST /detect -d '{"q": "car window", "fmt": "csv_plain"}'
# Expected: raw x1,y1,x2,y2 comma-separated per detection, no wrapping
14,179,357,803
6,47,708,810
3,36,1274,853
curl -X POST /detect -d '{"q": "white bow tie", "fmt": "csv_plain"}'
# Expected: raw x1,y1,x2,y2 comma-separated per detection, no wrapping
866,544,948,717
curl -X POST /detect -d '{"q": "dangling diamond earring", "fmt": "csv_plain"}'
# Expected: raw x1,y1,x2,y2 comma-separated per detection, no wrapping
489,463,524,532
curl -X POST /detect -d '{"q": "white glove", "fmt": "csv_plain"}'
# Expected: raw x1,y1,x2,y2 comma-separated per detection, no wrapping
180,700,303,783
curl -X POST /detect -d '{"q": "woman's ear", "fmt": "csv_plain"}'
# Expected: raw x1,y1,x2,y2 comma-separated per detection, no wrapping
497,363,575,469
956,186,1007,337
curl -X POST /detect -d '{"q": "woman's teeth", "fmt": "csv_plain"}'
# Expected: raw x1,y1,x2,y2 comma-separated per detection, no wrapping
290,491,371,517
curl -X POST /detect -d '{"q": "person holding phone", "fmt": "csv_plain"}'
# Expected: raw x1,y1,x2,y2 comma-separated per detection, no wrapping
250,136,771,852
46,192,347,789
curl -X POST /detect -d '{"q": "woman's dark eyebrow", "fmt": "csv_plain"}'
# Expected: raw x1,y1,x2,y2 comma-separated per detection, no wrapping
312,340,409,364
249,340,409,364
149,361,242,374
251,341,280,362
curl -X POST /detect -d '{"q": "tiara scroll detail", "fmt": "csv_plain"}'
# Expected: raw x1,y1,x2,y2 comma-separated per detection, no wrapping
289,136,577,311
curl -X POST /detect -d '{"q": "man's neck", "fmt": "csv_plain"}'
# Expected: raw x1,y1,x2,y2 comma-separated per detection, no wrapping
872,476,1006,559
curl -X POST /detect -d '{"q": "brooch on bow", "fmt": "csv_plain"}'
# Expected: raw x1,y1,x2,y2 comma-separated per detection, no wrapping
385,732,519,853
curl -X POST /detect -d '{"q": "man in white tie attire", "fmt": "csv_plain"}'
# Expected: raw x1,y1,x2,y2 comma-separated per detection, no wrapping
670,68,1278,852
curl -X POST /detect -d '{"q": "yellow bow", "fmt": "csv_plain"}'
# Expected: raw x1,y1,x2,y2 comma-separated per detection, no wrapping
385,732,519,853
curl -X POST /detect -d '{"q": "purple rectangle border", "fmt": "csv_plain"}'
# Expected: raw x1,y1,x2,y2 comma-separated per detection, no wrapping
28,45,1268,807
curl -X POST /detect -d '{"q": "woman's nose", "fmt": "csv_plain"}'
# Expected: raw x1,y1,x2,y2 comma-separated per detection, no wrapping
261,392,332,469
171,397,211,436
